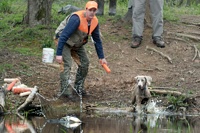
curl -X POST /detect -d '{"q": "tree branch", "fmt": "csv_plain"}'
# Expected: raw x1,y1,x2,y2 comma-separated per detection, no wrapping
192,44,200,61
146,46,173,64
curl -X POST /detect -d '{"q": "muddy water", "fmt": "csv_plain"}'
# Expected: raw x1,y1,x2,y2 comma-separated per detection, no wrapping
1,93,200,133
1,112,200,133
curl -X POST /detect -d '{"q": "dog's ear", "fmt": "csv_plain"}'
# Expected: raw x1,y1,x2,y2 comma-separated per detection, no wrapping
145,76,152,86
134,76,138,80
134,76,139,82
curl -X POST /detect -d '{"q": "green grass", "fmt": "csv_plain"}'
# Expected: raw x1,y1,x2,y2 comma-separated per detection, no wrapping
0,0,12,13
167,94,188,110
0,0,200,55
164,2,200,21
145,116,193,133
0,64,13,74
13,47,40,56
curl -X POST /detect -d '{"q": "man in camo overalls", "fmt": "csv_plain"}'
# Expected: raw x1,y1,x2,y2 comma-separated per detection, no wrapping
55,1,108,101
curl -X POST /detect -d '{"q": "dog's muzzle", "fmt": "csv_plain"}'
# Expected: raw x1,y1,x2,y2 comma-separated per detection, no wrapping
138,85,143,89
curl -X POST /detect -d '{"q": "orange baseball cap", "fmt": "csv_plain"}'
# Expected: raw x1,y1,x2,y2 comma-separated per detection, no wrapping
85,1,98,10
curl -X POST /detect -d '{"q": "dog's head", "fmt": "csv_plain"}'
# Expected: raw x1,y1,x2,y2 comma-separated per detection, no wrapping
135,76,152,90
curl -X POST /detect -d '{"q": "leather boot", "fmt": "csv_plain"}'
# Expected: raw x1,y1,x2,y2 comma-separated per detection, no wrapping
131,37,142,48
153,37,165,48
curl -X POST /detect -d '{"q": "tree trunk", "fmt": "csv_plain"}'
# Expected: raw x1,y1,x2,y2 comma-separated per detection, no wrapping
23,0,53,27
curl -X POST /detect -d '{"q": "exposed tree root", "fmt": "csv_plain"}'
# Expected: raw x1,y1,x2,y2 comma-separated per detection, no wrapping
150,86,178,90
135,57,144,64
176,33,200,42
146,46,173,64
168,32,200,42
195,79,200,83
137,68,154,71
165,36,191,46
165,36,200,61
150,88,200,104
184,31,200,36
152,66,165,71
150,89,182,96
192,45,200,61
181,21,200,27
137,67,164,72
135,57,165,71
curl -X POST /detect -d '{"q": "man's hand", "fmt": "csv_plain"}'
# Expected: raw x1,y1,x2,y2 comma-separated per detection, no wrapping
99,58,111,73
56,56,63,64
99,58,107,65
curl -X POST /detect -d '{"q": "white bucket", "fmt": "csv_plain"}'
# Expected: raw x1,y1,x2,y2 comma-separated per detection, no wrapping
42,48,54,63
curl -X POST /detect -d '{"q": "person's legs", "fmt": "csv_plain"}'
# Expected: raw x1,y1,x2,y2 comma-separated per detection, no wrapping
60,45,73,98
109,0,116,16
128,0,134,9
131,0,146,48
96,0,104,15
150,0,165,48
74,46,89,95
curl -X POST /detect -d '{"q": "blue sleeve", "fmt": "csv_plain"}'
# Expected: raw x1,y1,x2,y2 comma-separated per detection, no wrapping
92,24,105,59
56,15,80,56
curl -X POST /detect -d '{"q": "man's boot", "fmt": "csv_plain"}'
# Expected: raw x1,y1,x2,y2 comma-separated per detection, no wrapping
59,74,77,101
153,36,165,48
74,85,88,97
131,37,142,48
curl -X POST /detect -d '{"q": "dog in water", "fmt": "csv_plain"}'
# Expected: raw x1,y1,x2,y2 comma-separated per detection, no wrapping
131,75,152,113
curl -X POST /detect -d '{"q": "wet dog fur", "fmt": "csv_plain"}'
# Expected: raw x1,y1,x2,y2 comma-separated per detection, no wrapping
131,75,152,113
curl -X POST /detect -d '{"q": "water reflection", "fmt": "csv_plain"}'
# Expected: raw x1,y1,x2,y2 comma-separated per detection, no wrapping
1,112,200,133
0,114,37,133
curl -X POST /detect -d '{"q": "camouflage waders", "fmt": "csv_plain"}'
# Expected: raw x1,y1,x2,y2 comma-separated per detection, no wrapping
60,44,89,96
